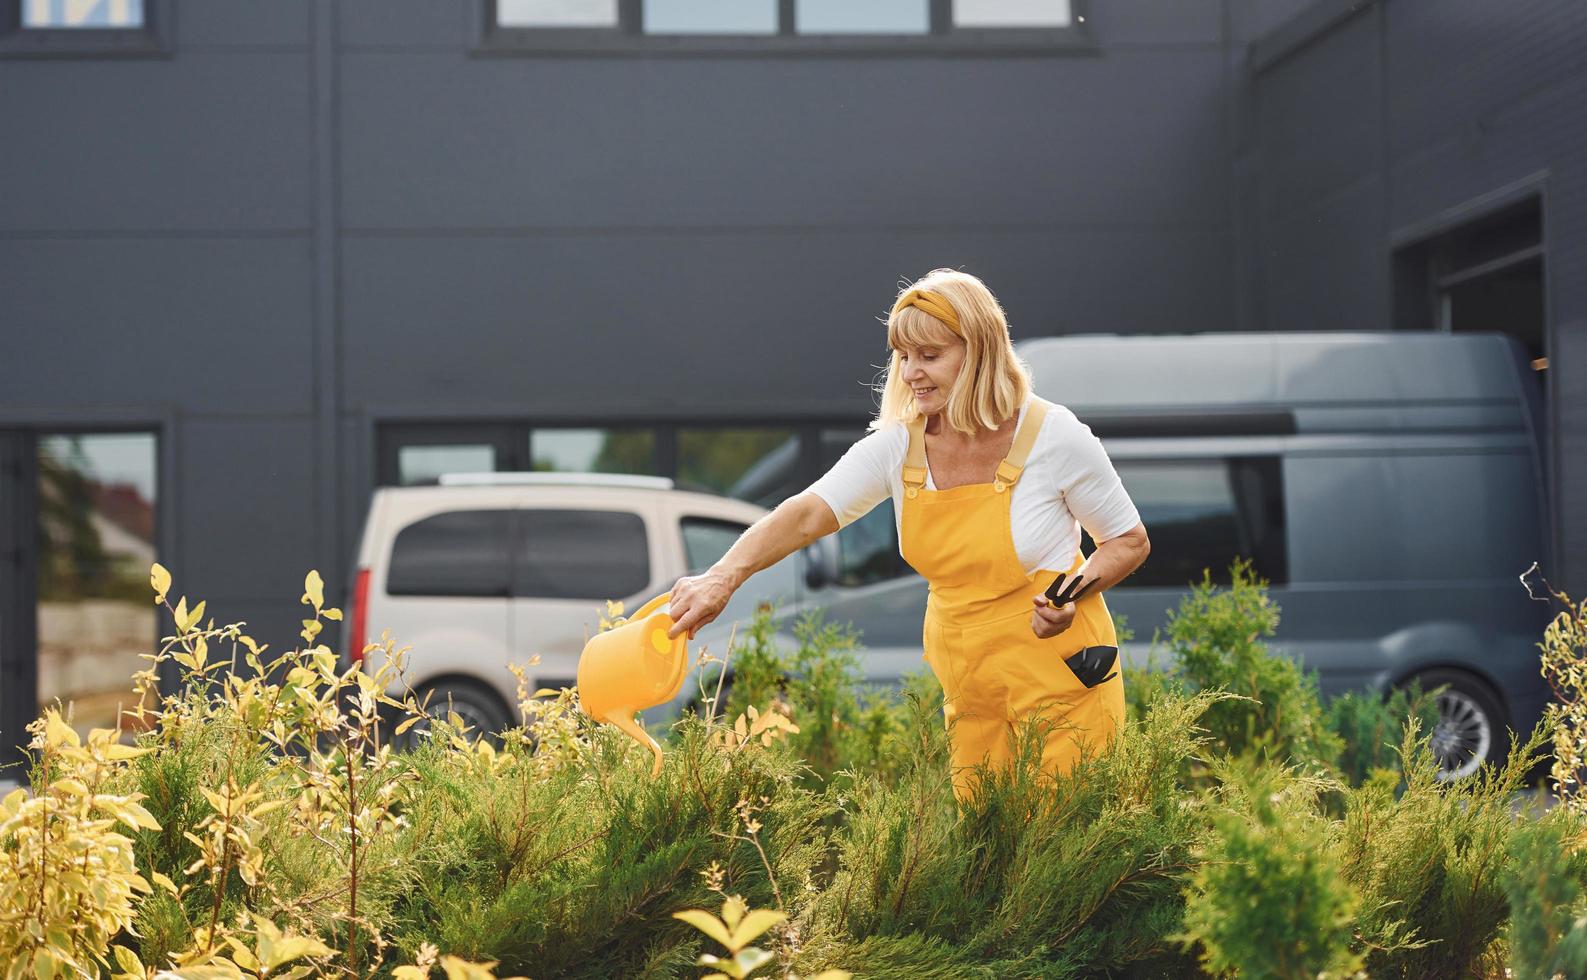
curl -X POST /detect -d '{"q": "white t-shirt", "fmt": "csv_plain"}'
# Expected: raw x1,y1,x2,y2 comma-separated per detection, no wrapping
805,397,1142,575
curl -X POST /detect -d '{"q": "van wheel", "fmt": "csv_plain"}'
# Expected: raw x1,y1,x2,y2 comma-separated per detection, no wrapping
392,679,513,753
1404,669,1510,782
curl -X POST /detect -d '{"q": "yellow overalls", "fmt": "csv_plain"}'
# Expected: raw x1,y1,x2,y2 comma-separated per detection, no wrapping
899,397,1126,801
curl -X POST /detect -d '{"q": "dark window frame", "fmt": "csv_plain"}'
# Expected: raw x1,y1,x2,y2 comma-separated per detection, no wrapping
1083,455,1289,589
679,515,750,575
0,0,173,58
473,0,1094,57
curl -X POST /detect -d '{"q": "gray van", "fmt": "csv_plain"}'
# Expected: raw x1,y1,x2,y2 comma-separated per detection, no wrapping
681,331,1555,781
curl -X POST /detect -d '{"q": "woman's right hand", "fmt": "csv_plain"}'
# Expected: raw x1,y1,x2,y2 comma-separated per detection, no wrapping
666,568,738,640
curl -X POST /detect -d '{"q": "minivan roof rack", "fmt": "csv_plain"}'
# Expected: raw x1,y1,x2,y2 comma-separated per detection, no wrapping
436,472,676,490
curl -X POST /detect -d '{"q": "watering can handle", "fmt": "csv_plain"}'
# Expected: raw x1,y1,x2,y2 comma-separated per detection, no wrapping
630,592,672,622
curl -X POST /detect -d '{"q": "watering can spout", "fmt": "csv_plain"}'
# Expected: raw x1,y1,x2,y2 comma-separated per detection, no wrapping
576,592,690,779
607,712,665,778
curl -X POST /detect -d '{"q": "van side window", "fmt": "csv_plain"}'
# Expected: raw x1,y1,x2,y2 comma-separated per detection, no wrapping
386,510,513,597
514,509,650,599
1090,458,1287,587
681,518,747,575
837,499,906,585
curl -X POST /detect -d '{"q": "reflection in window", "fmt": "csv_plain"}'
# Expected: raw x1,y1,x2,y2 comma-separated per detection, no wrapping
681,517,747,575
644,0,777,34
496,0,617,27
953,0,1071,27
818,428,910,585
797,0,928,34
24,0,144,28
398,444,496,486
679,428,799,506
1090,458,1286,588
36,432,157,741
530,428,656,475
515,510,650,599
837,500,905,585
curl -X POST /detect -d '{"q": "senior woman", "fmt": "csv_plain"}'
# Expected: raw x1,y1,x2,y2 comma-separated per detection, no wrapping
667,269,1151,800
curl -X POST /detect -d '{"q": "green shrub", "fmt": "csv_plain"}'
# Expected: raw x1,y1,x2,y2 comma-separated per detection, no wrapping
1336,712,1556,978
1159,557,1344,774
1325,679,1441,788
1174,754,1364,980
1503,799,1587,980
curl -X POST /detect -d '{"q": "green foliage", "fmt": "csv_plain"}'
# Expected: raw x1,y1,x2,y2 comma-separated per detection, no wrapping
13,559,1587,978
1336,712,1556,978
1325,679,1441,788
1174,755,1364,980
1503,801,1587,980
1159,557,1345,773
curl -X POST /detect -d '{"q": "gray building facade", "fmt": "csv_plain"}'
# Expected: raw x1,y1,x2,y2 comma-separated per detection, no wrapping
1,0,1581,765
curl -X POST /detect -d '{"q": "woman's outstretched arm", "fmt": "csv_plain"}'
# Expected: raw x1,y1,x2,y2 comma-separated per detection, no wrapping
666,491,840,639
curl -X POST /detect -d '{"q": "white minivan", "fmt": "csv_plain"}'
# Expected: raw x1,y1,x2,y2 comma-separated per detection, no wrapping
340,473,803,744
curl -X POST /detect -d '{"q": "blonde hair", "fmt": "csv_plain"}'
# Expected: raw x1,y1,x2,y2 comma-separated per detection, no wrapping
871,269,1033,435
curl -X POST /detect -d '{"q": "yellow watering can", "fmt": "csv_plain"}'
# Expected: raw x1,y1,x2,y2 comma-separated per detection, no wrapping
576,592,689,777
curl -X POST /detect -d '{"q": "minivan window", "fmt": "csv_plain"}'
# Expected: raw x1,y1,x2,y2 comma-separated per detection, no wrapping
681,518,747,575
386,510,513,597
1092,458,1287,588
514,509,650,599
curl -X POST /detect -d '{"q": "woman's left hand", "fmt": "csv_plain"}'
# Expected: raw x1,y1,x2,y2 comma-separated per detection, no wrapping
1030,593,1078,640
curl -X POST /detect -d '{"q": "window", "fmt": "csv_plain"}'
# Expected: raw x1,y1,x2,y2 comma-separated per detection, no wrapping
681,517,746,574
34,431,159,741
529,427,657,476
1393,195,1546,372
1085,458,1287,588
677,427,799,506
514,509,650,599
953,0,1070,27
3,0,171,56
398,444,499,486
798,0,928,34
480,0,1089,52
496,0,616,27
646,0,776,34
387,510,514,598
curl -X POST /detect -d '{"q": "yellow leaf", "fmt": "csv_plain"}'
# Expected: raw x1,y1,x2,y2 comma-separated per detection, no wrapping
193,634,209,670
727,909,786,949
322,606,342,621
810,971,854,979
116,800,163,831
45,711,80,749
150,562,171,604
672,909,734,949
151,870,180,896
111,944,143,974
183,599,207,633
439,955,503,980
720,894,747,932
173,596,189,632
301,570,325,610
226,937,261,972
394,714,425,736
103,743,152,762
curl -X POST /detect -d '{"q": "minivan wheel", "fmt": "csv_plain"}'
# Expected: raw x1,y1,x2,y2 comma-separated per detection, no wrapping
391,679,513,753
1405,669,1509,783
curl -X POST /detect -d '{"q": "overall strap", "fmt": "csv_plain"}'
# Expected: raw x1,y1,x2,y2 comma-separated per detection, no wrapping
902,415,929,498
993,397,1049,493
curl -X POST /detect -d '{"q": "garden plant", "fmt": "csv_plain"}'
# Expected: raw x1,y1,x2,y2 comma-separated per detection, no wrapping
0,556,1583,979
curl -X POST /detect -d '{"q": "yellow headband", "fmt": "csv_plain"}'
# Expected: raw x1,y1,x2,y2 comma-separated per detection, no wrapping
890,288,962,336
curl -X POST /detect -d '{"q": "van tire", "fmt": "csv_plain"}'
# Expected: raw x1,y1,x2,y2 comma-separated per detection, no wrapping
1403,668,1510,782
392,678,514,753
